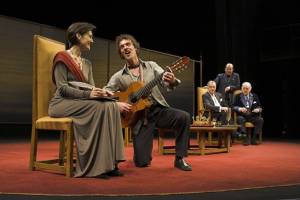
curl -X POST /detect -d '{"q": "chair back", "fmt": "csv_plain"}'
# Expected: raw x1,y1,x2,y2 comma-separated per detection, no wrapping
197,86,208,117
233,89,242,96
32,35,65,121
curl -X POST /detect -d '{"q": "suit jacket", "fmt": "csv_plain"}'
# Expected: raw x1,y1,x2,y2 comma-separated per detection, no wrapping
214,72,240,95
233,92,262,117
202,92,227,113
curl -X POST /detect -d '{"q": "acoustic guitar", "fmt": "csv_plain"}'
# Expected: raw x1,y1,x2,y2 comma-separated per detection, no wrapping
114,56,190,127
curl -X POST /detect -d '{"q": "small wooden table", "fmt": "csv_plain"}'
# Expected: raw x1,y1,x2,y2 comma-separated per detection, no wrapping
158,125,238,155
189,125,238,155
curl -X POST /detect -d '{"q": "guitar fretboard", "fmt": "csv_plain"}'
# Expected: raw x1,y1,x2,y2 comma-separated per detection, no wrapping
129,57,189,103
130,73,164,103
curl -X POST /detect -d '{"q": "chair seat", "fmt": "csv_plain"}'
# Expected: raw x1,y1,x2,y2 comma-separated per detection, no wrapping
36,116,73,130
245,122,254,128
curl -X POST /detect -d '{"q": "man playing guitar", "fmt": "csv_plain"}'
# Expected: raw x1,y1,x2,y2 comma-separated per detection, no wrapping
104,34,192,171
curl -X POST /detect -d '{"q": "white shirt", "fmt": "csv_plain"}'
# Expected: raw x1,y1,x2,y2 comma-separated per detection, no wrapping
210,93,221,112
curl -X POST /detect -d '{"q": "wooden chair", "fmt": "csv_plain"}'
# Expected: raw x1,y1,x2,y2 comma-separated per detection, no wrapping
197,87,209,119
29,35,74,177
197,86,214,143
233,90,263,144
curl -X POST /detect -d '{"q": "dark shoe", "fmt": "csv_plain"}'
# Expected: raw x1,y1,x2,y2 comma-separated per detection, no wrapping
106,168,124,177
233,132,247,139
232,132,240,139
174,158,192,171
240,133,247,139
243,138,250,146
134,160,151,168
251,140,258,145
133,156,151,168
98,174,110,179
135,162,150,168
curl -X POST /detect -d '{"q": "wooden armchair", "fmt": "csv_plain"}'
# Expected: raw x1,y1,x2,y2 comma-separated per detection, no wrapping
29,35,74,177
197,86,210,120
233,90,263,144
196,86,215,143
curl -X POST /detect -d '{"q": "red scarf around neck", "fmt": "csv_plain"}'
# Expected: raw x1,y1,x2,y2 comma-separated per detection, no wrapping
52,51,86,84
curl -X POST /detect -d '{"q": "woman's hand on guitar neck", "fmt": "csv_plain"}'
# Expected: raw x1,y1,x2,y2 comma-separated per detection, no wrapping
117,102,132,113
90,87,114,98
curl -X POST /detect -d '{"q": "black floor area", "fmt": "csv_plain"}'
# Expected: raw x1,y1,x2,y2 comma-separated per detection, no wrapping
1,184,300,200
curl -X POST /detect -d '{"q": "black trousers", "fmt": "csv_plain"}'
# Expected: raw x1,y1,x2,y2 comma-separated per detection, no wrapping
211,111,228,125
237,114,264,138
133,105,190,167
225,92,234,107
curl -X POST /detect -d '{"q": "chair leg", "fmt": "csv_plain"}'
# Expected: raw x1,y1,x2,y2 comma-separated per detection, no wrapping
225,132,231,152
124,128,128,146
59,131,65,165
66,129,74,177
158,129,164,154
259,132,263,144
208,131,212,144
198,132,205,156
29,127,38,171
218,133,223,147
124,127,132,146
230,133,235,146
247,128,252,143
129,128,133,144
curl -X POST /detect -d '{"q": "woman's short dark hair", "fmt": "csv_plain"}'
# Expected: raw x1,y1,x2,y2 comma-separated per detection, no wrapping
115,34,140,59
66,22,96,49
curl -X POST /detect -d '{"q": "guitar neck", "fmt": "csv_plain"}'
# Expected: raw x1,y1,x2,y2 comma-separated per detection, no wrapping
134,73,163,100
130,56,189,103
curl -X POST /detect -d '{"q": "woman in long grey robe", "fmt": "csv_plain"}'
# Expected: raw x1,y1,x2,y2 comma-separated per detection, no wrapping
48,22,125,178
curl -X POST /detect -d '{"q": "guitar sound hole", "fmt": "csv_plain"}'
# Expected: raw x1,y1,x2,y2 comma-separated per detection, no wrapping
129,94,138,103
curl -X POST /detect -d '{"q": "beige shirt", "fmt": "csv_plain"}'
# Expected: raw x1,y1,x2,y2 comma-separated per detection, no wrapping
104,60,180,107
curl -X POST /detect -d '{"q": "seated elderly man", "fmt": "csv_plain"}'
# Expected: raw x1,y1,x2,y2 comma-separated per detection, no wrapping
202,80,229,125
233,82,264,145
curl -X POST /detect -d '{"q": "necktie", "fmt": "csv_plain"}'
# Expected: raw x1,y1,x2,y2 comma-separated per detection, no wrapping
212,95,220,107
245,96,250,108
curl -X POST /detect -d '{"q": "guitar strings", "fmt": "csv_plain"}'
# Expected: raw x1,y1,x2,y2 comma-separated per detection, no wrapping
131,58,188,101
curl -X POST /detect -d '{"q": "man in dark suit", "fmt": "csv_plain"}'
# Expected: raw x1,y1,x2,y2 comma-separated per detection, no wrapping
215,63,240,106
203,81,229,124
233,82,264,145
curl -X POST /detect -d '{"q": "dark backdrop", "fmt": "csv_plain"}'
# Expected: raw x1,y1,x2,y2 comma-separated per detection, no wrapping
1,0,299,138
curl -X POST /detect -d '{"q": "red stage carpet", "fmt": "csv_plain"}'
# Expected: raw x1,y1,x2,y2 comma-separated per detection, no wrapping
0,139,300,196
